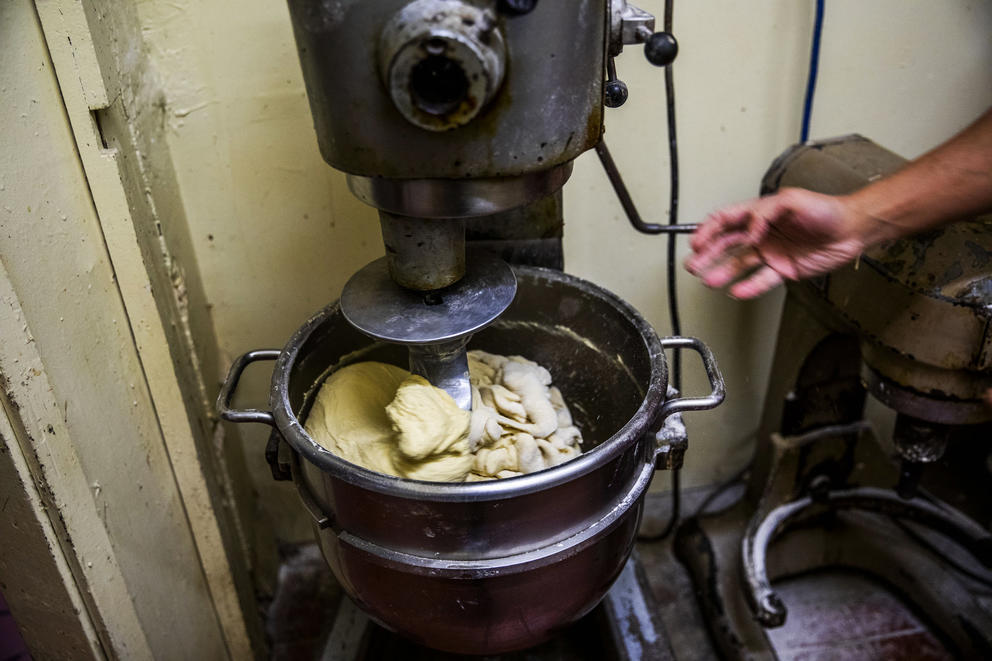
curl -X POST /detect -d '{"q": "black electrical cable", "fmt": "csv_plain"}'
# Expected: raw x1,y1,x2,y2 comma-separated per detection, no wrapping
644,0,826,542
638,0,681,543
663,0,681,392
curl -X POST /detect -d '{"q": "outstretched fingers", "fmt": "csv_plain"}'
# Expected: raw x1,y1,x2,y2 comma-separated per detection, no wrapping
685,229,752,276
697,246,763,289
728,265,784,300
689,202,755,254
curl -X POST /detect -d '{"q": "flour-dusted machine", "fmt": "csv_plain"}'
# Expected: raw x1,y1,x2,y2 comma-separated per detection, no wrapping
218,1,724,655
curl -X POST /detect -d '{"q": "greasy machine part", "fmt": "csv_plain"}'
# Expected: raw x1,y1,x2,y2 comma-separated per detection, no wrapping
285,0,605,179
339,251,517,409
763,134,992,424
379,212,465,291
674,135,992,661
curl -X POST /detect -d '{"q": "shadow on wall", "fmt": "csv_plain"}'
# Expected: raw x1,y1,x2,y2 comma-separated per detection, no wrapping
0,589,29,661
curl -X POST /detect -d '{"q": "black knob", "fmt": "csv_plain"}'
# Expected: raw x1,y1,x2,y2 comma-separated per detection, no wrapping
604,79,628,108
644,31,678,67
497,0,537,16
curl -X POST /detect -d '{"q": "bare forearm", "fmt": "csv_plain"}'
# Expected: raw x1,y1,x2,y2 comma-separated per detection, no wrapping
842,107,992,245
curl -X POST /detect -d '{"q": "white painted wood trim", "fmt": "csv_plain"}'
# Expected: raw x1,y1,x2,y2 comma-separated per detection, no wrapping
0,260,152,660
0,398,104,659
33,1,254,657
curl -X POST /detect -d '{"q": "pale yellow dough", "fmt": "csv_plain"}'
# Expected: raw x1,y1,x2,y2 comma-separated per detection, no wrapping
304,362,473,482
305,352,583,482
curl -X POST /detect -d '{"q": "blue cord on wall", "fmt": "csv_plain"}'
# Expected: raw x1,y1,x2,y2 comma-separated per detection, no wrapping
801,0,825,142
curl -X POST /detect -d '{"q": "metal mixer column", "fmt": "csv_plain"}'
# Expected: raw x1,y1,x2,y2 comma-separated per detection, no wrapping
379,213,466,291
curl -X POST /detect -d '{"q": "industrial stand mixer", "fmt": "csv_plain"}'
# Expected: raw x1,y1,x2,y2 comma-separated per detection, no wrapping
217,1,725,654
676,135,992,660
279,0,684,409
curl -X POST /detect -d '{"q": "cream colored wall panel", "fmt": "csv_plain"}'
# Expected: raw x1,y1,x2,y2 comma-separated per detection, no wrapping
812,0,992,157
0,264,149,661
0,6,158,650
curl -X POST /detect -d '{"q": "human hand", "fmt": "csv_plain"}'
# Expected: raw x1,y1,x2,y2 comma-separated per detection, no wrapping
684,188,872,299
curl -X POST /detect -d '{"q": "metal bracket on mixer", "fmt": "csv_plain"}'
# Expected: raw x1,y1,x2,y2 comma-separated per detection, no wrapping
265,430,292,482
290,451,332,530
654,426,688,471
595,141,698,235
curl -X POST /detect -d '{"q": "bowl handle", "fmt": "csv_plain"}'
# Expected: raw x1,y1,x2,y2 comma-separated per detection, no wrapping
657,337,725,418
216,349,280,425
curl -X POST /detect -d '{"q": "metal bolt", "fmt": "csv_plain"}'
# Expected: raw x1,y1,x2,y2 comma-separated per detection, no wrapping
644,31,678,67
808,474,831,503
604,79,628,108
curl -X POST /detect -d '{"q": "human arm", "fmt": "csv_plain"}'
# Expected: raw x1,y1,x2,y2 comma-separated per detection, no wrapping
685,106,992,299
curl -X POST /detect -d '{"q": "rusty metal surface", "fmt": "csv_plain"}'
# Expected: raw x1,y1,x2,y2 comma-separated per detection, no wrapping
761,135,992,421
286,0,605,179
676,282,992,658
677,500,992,660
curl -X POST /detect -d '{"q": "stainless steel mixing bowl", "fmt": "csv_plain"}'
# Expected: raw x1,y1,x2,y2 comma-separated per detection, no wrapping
219,266,723,654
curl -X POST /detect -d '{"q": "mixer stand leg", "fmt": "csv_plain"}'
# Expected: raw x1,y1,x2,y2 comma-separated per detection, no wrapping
675,422,992,660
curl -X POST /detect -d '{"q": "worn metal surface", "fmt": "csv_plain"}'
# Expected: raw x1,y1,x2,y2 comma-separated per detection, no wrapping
378,0,506,131
339,252,517,345
379,213,466,290
763,135,992,422
347,162,573,219
225,267,667,553
309,554,668,660
286,0,605,179
298,447,652,654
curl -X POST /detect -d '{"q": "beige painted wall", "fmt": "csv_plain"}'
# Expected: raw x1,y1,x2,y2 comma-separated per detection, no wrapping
135,0,992,540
